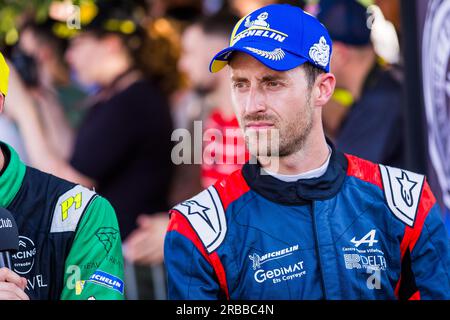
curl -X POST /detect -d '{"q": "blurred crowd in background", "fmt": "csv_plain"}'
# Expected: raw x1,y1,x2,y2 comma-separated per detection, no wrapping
0,0,444,299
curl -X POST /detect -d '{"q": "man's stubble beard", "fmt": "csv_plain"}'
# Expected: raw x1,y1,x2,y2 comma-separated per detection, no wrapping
243,92,314,158
278,95,314,157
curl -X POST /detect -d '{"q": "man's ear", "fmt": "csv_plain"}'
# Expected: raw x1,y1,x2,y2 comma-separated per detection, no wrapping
314,73,336,107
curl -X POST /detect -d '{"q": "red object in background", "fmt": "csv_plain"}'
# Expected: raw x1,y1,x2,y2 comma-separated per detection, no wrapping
201,109,249,188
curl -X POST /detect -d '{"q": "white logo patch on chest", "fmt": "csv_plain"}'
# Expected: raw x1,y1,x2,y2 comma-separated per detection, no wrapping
174,186,227,253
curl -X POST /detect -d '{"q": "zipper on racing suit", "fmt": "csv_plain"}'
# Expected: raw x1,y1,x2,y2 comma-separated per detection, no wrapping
311,200,328,299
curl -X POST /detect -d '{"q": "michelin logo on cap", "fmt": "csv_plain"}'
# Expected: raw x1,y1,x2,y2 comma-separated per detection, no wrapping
209,4,332,73
231,12,288,46
244,12,270,28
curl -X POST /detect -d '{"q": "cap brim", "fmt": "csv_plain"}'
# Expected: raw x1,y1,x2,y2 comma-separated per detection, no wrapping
209,42,308,73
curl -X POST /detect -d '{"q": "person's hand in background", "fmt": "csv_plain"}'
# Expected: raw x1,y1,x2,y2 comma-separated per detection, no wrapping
0,267,29,300
123,213,169,266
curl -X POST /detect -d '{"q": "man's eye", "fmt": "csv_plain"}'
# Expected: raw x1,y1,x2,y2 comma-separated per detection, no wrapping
233,82,246,88
267,81,280,87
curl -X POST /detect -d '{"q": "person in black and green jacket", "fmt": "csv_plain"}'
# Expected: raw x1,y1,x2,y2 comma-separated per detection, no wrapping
0,52,124,300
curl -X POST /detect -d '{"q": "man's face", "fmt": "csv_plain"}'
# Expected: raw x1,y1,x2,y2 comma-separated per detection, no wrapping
65,33,108,86
178,25,225,92
230,53,314,157
19,28,38,58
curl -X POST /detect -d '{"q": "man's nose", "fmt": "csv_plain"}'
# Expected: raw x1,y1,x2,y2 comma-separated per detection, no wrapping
245,86,267,114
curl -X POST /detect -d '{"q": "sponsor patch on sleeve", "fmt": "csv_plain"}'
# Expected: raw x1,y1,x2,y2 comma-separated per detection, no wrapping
173,186,227,253
88,270,124,295
50,185,97,233
75,270,124,295
379,165,425,227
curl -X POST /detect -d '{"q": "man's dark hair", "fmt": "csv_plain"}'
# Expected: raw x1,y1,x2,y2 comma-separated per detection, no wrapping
196,11,240,39
302,62,325,89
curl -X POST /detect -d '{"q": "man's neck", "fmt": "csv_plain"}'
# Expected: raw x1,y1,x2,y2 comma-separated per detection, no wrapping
259,127,330,176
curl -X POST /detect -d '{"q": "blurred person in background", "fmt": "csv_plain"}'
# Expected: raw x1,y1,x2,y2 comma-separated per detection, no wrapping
14,20,88,161
178,11,248,188
146,16,205,205
319,0,405,168
120,12,199,300
19,20,88,130
123,11,248,293
5,0,174,299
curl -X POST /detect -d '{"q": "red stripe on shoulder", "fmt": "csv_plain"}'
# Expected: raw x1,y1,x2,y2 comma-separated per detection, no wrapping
167,209,230,299
345,154,383,190
167,209,211,262
399,180,436,258
214,168,250,210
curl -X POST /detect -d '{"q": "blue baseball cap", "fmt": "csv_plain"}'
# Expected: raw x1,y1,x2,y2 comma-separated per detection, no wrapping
209,4,332,73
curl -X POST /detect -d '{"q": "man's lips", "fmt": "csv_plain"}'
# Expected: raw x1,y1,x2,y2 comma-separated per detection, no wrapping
245,122,275,130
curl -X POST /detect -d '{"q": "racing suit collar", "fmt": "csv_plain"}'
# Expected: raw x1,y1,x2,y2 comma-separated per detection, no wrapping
0,142,26,207
241,142,348,205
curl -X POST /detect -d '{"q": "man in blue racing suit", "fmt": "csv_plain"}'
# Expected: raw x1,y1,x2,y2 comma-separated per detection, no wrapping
164,4,450,300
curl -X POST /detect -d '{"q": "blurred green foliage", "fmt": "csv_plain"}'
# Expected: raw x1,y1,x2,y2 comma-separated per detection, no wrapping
0,0,87,45
0,0,50,45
